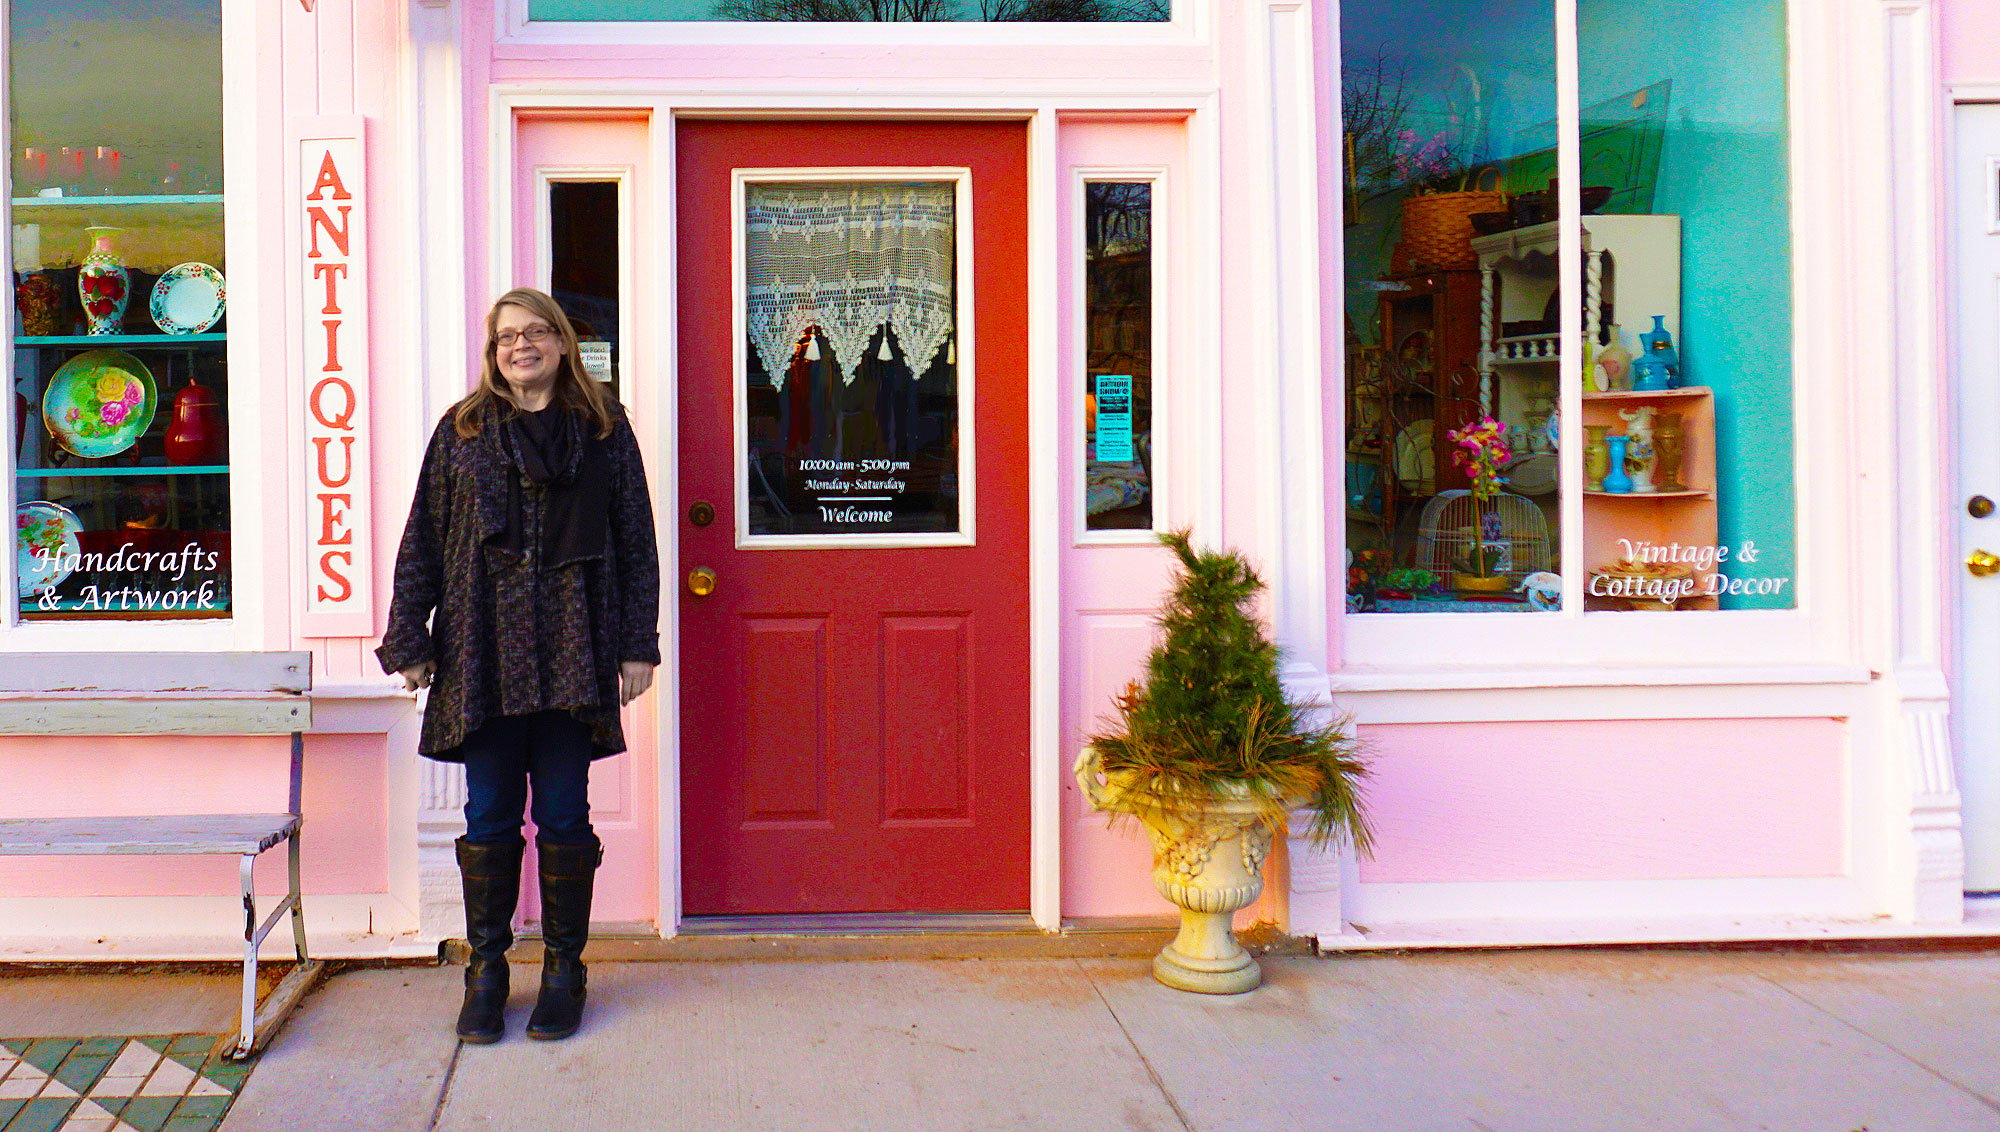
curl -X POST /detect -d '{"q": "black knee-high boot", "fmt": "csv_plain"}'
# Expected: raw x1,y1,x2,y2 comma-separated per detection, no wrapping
526,839,600,1041
455,835,524,1044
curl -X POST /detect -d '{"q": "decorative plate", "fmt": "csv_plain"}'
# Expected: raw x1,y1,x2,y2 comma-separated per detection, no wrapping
149,262,226,335
16,501,81,600
1393,418,1435,493
42,349,158,458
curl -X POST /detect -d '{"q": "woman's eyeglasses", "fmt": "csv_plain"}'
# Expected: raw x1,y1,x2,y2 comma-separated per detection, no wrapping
495,324,555,348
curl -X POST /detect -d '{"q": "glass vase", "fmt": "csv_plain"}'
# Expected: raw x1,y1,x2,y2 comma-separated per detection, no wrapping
1654,414,1685,491
1584,424,1609,490
1602,435,1633,493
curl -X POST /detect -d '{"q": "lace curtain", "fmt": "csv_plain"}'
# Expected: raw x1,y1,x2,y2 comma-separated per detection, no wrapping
745,181,956,390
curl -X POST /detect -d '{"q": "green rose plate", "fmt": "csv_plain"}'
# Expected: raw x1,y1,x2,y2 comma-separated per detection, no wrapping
42,349,157,459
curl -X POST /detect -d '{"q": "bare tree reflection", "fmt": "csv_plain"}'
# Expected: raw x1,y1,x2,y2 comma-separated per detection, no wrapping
711,0,1167,19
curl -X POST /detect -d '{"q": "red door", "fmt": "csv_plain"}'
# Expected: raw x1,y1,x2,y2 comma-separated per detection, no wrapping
676,120,1031,915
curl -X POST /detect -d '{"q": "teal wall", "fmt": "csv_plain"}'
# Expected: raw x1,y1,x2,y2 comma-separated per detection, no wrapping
529,0,1164,18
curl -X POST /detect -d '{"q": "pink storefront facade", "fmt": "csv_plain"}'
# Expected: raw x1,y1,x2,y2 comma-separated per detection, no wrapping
0,0,1989,957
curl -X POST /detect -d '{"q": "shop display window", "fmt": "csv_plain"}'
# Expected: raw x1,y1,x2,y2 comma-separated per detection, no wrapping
1340,0,1795,615
1083,180,1153,533
530,0,1168,19
8,0,229,620
740,179,965,541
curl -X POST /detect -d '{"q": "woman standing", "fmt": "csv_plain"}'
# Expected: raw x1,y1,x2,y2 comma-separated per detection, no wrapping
377,287,659,1044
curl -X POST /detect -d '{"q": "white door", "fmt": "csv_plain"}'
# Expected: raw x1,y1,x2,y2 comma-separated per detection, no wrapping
1952,102,2000,891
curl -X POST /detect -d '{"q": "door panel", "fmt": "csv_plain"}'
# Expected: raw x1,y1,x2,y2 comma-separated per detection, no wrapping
676,120,1031,915
1954,103,2000,891
513,115,656,926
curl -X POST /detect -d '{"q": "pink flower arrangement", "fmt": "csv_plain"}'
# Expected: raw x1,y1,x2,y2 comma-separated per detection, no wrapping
1393,129,1457,189
1447,416,1512,501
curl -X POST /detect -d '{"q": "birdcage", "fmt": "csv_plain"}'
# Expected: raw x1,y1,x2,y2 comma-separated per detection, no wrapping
1413,490,1553,588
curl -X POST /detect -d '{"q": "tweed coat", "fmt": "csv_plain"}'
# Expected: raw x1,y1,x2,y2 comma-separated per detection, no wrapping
376,401,661,761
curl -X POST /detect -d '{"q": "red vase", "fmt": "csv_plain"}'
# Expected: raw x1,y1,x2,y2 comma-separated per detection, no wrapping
164,379,224,466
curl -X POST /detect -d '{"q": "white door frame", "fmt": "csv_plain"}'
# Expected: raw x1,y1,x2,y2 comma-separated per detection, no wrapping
487,95,1100,935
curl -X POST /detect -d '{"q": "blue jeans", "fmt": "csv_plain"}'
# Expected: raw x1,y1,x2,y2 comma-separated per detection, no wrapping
460,710,597,847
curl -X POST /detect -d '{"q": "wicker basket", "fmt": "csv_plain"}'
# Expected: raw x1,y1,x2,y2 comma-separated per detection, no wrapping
1398,170,1506,270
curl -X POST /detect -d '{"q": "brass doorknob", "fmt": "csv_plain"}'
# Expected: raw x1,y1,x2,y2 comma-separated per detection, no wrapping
1970,550,2000,578
687,566,718,596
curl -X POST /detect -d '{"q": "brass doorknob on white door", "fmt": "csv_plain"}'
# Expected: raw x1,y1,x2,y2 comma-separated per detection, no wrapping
1970,550,2000,577
687,566,718,596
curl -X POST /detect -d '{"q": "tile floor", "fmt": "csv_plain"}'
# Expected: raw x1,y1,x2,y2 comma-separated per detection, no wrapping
0,1037,249,1132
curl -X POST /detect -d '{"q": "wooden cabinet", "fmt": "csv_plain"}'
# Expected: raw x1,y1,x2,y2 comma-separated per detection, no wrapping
1346,267,1484,545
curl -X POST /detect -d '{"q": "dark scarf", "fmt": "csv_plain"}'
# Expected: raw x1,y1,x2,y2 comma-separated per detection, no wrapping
489,401,611,571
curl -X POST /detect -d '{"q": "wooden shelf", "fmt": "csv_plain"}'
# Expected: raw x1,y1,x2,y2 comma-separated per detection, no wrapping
1585,489,1713,500
18,334,224,347
1583,386,1712,402
12,194,223,208
18,466,227,478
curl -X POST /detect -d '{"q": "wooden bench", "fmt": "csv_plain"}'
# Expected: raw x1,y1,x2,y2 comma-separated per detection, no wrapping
0,651,325,1059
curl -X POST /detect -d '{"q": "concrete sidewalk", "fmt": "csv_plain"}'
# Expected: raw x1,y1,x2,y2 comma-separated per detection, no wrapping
13,946,2000,1130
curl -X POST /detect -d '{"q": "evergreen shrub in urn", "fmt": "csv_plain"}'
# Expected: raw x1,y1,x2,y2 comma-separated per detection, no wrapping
1076,530,1372,993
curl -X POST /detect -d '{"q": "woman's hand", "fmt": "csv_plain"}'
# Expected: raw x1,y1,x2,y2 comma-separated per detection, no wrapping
399,661,436,692
620,660,655,707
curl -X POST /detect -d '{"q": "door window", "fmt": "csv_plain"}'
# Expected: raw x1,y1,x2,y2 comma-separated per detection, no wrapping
740,178,968,543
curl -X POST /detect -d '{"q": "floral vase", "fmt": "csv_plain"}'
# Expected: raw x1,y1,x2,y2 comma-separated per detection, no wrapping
77,226,128,336
1592,325,1631,392
164,378,224,466
15,272,62,337
1602,435,1633,493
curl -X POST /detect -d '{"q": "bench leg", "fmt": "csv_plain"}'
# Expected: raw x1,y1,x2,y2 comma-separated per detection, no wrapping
288,828,309,963
237,853,259,1059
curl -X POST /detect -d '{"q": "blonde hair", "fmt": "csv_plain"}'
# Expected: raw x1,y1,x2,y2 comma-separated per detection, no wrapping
453,287,616,440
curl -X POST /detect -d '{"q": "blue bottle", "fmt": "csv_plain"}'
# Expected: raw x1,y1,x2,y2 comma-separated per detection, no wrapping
1639,315,1680,386
1629,351,1671,392
1601,435,1633,493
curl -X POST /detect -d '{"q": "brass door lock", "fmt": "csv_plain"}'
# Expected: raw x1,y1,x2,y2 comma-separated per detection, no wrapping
688,500,716,527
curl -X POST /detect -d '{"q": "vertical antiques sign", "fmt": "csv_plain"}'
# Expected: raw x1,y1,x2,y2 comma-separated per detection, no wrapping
297,119,373,636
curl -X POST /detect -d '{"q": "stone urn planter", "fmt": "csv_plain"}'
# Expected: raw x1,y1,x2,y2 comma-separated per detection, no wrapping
1076,748,1283,994
1079,531,1373,996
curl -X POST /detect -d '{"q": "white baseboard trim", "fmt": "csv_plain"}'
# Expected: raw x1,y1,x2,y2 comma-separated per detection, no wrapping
1346,876,1867,925
0,894,433,960
1318,898,2000,951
